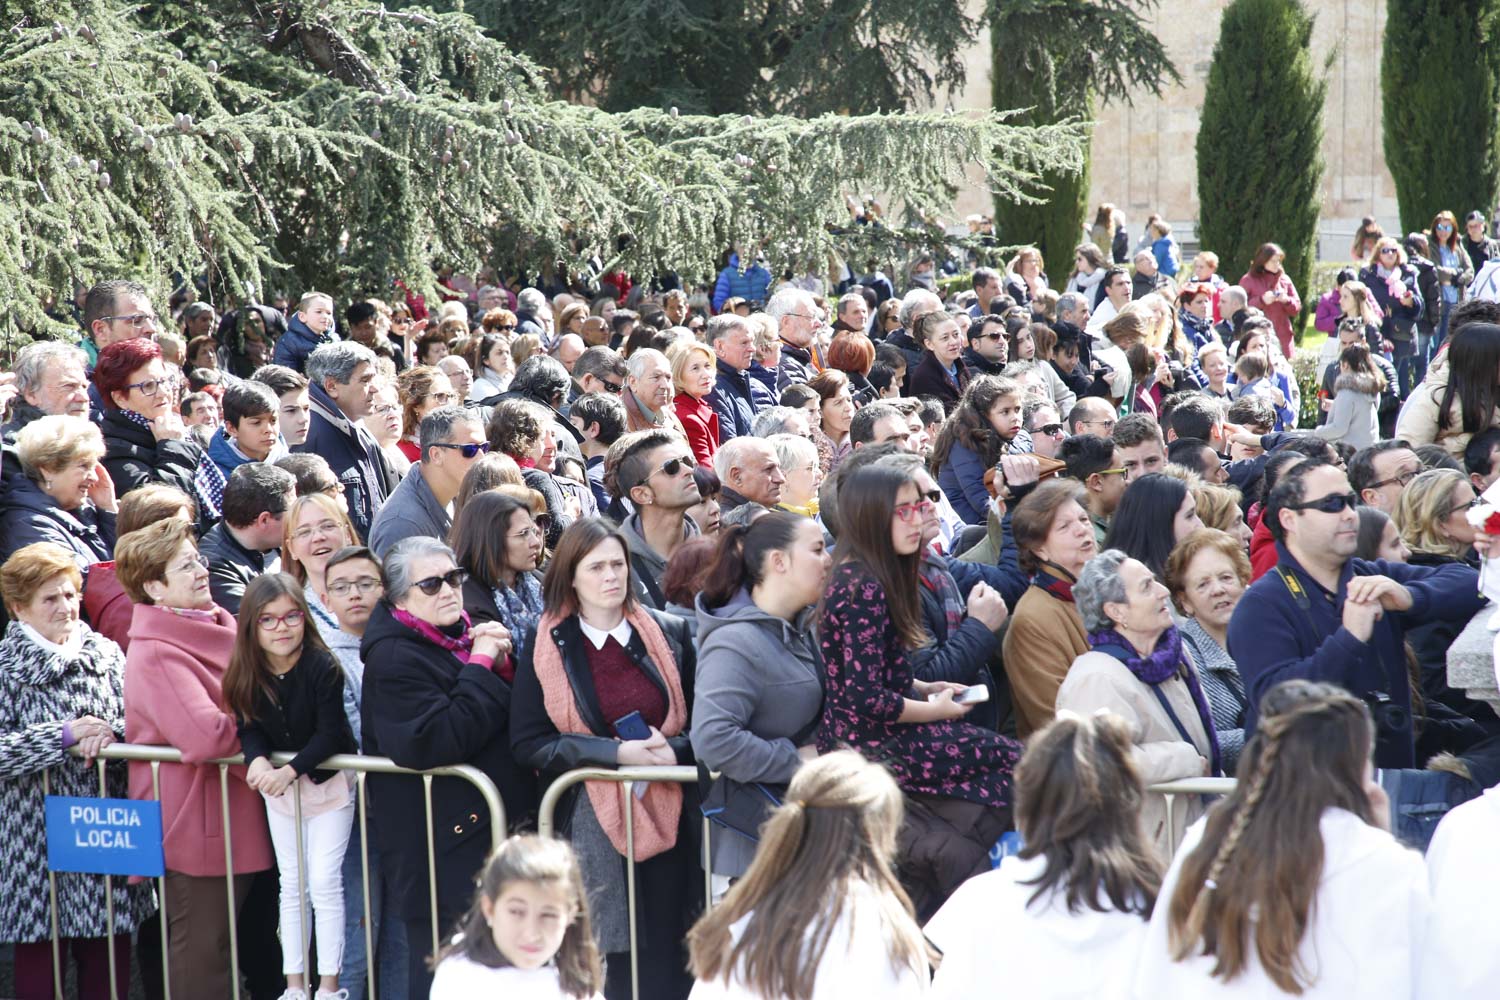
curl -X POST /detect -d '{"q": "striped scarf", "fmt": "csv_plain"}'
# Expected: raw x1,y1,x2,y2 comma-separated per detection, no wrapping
121,409,223,518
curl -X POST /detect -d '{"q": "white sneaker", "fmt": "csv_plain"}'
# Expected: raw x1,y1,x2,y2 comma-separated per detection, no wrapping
275,991,308,1000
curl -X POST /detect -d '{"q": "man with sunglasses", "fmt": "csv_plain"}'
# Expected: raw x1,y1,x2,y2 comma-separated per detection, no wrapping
369,407,487,557
1229,459,1483,768
613,429,702,610
962,314,1008,376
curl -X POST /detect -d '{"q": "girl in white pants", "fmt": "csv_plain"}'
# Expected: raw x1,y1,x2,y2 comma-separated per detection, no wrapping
225,574,360,1000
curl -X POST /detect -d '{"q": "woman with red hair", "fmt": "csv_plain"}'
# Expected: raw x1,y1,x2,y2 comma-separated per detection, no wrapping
826,332,878,403
95,338,212,528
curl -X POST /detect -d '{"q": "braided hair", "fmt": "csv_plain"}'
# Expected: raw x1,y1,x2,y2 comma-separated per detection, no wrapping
1165,680,1376,993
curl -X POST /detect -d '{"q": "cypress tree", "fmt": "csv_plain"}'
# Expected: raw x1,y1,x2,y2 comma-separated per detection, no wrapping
1196,0,1325,340
1381,0,1500,234
989,0,1179,279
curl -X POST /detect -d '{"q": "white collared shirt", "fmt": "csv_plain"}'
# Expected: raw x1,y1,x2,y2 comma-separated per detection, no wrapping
578,616,633,650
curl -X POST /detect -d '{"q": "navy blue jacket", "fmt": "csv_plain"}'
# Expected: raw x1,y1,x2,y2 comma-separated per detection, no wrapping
271,313,335,374
937,439,992,526
746,362,779,412
1227,543,1482,768
709,358,760,443
1358,263,1425,341
0,476,115,569
293,381,396,543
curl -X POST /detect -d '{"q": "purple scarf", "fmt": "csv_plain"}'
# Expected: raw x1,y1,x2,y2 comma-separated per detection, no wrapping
392,606,474,663
1088,624,1223,777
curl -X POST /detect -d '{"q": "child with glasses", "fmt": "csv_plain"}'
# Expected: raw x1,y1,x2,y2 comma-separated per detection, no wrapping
224,572,358,1000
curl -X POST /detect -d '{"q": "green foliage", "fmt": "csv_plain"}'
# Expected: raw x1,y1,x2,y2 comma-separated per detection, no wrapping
0,0,1086,345
1381,0,1500,234
988,0,1180,278
420,0,978,116
1196,0,1325,340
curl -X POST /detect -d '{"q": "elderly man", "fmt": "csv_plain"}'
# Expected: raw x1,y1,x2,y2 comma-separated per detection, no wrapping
1056,291,1091,332
294,341,395,542
1214,286,1249,344
368,407,487,556
706,313,762,442
437,355,478,410
833,291,869,335
3,341,92,441
751,405,812,440
849,401,914,450
515,287,551,341
766,287,820,389
620,348,686,437
552,333,586,374
713,435,786,516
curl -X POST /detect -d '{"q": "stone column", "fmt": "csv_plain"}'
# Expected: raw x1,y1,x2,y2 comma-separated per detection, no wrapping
1446,608,1500,719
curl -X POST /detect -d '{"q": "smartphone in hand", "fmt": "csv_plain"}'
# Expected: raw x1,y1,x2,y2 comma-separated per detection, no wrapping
613,711,651,741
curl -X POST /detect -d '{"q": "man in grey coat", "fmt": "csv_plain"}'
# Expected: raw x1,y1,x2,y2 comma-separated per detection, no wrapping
368,407,486,556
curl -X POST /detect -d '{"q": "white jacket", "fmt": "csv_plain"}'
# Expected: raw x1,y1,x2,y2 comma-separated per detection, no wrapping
689,881,928,1000
926,854,1149,1000
1419,785,1500,999
1132,808,1429,999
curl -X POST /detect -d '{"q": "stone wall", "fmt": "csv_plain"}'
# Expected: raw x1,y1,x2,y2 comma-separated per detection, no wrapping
950,0,1399,259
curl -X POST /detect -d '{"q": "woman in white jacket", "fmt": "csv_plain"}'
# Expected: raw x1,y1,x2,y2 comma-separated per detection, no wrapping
1133,680,1430,999
926,711,1159,1000
687,751,931,1000
1420,783,1500,999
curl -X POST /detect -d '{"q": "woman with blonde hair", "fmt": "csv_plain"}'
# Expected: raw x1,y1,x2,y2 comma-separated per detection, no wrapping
1,414,117,568
688,751,932,999
511,332,543,370
1135,680,1426,998
927,713,1160,999
1393,467,1478,566
1359,235,1426,393
280,492,360,641
672,338,722,467
1189,483,1251,550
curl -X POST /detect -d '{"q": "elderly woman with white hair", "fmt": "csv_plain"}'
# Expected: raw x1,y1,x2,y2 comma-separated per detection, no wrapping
1055,547,1217,858
768,432,822,518
1,414,118,568
359,535,538,998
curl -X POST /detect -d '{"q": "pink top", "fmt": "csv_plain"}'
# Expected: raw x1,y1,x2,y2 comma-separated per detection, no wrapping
1238,269,1302,358
123,603,272,877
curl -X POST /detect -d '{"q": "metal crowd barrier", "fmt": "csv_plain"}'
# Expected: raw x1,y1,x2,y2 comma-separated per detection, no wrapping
42,742,508,1000
1148,776,1238,854
537,765,710,1000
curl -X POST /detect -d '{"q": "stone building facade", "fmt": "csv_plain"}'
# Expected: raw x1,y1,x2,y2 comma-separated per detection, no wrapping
951,0,1399,258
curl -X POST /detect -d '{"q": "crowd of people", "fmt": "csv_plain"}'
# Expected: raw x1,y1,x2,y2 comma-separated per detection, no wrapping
4,204,1500,999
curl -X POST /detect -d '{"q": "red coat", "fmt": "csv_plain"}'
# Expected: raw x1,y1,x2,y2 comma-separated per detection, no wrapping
82,561,135,653
1238,269,1302,358
1249,516,1278,581
123,604,272,877
674,392,720,468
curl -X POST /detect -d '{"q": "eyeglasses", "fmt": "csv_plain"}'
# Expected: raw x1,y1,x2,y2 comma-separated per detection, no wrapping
919,488,942,504
411,568,468,596
894,499,936,522
1038,423,1065,437
326,576,381,597
1380,248,1399,256
1437,224,1454,232
1287,492,1358,514
103,312,158,328
973,332,1004,342
293,519,343,542
171,553,209,575
372,403,400,416
428,391,456,405
431,441,490,459
510,516,550,541
600,380,624,395
1446,496,1482,518
638,455,695,488
257,610,306,631
1080,418,1117,431
1094,467,1126,477
125,377,168,397
1367,469,1419,491
493,324,516,331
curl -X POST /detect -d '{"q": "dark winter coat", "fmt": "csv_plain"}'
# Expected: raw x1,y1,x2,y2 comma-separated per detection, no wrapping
936,439,993,526
709,358,761,443
1227,543,1482,769
359,600,538,924
1359,263,1426,341
907,351,970,411
270,313,335,375
0,476,115,570
99,408,210,531
197,520,278,616
293,381,396,543
776,343,815,392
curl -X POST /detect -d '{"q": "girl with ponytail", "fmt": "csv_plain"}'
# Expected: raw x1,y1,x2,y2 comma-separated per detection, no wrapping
691,512,832,879
687,751,932,999
1134,679,1429,998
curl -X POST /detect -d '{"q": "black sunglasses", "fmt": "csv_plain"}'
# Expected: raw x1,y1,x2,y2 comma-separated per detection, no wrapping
431,441,491,459
1038,423,1065,436
1287,492,1358,514
637,455,695,488
411,568,468,596
921,488,942,504
600,380,624,394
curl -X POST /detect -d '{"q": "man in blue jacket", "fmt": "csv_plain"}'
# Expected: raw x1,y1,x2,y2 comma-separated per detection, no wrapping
1228,459,1484,768
271,291,336,374
293,342,395,542
706,313,761,443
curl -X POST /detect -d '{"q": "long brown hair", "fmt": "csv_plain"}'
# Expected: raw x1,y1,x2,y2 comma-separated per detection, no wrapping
927,374,1022,474
1166,680,1376,993
434,835,603,997
688,751,931,999
1016,712,1162,917
828,464,926,649
540,516,640,617
222,573,332,721
1430,209,1462,253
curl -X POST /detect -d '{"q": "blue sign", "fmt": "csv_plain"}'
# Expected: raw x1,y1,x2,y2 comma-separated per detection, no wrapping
45,797,165,878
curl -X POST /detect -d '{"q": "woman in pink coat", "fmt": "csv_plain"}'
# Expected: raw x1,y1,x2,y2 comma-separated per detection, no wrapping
118,518,275,999
1238,242,1303,358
